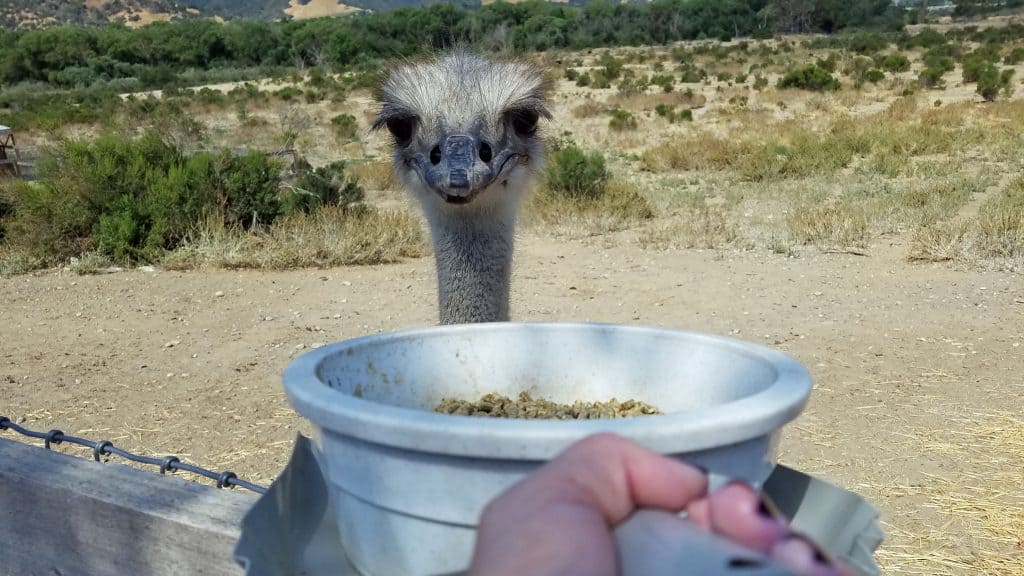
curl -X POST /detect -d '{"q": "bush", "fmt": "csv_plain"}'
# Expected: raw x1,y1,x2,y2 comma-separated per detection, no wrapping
847,32,889,54
608,108,637,131
1005,46,1024,65
545,143,608,200
865,69,885,84
679,65,706,83
815,54,839,73
330,114,359,141
777,65,841,92
880,53,911,73
977,65,1014,101
650,74,675,92
598,54,623,81
919,66,947,89
284,161,364,214
962,55,990,83
273,86,304,101
653,104,692,123
221,151,284,229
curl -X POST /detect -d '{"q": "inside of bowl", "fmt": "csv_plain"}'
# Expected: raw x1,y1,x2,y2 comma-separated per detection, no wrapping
314,326,780,415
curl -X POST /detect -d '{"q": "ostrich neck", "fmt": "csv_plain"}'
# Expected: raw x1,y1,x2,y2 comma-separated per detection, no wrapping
428,209,516,325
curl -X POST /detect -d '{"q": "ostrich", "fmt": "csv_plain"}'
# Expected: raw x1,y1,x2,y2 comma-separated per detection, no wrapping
372,51,551,325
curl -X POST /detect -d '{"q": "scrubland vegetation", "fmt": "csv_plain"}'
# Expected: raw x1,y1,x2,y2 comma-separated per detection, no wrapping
2,1,1024,277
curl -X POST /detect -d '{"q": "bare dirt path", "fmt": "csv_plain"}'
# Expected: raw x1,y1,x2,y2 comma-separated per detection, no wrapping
2,236,1021,574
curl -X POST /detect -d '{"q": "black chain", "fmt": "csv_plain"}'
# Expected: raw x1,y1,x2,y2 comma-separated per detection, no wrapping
0,416,267,495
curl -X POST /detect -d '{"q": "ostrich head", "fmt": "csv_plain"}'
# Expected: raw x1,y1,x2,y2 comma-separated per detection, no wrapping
373,51,551,214
373,52,552,324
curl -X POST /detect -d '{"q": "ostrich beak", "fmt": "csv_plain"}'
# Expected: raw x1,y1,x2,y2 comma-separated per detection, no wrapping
411,134,520,205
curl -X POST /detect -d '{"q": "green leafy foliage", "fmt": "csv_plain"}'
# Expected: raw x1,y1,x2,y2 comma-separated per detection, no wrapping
284,161,364,214
777,65,841,91
545,142,608,201
880,53,911,72
0,134,292,264
608,108,637,131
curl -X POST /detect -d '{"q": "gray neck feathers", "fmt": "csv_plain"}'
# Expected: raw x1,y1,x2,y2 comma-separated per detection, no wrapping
425,205,517,325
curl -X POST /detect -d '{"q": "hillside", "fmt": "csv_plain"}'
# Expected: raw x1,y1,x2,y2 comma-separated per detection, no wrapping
0,0,191,29
169,0,484,18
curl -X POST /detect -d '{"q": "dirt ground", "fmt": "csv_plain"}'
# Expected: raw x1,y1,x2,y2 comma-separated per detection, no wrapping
1,231,1021,574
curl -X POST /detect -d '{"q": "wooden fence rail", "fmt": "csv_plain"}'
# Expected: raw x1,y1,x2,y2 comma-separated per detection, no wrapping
0,438,253,576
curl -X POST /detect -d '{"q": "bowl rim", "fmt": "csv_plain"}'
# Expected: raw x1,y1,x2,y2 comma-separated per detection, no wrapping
282,322,812,459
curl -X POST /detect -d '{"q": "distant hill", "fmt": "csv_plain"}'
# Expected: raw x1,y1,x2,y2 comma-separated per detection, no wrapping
1,0,493,28
1,0,192,30
169,0,483,20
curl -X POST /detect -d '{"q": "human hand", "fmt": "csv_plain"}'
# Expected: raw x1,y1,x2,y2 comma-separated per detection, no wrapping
468,433,852,576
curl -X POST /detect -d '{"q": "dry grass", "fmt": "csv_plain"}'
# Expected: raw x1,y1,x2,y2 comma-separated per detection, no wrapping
607,89,706,112
526,180,653,237
907,177,1024,270
787,200,870,250
0,249,45,277
873,411,1023,576
640,133,750,172
350,159,399,191
572,101,607,119
163,206,427,270
637,205,741,250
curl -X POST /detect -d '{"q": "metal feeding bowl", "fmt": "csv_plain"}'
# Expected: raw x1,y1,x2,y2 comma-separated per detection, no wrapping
283,323,812,576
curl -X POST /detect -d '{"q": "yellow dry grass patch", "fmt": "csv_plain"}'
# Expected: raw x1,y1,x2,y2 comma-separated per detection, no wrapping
284,0,361,19
164,206,427,270
874,411,1024,576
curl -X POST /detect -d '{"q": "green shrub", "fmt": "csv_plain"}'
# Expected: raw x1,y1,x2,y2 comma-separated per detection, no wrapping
977,65,1014,101
679,66,706,83
273,86,304,101
847,32,890,54
575,71,591,87
221,151,283,229
962,55,990,83
545,143,608,200
1005,46,1024,65
815,53,839,73
753,75,769,90
865,69,885,84
919,66,947,88
330,114,359,141
598,54,623,81
608,108,637,131
284,161,364,214
650,74,674,92
880,53,911,73
777,65,841,91
923,53,955,73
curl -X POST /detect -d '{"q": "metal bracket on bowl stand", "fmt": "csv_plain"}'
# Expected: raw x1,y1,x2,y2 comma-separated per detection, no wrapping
234,435,883,576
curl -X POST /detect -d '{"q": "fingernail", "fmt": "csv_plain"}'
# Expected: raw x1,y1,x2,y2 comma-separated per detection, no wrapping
790,533,835,566
689,462,709,475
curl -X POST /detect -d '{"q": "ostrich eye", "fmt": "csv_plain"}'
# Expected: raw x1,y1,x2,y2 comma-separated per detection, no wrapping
385,116,416,145
507,109,539,136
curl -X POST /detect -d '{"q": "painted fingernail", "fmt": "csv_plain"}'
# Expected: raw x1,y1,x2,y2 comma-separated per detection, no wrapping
790,533,835,566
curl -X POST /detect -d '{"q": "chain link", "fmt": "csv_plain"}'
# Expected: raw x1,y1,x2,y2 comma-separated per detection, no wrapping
0,415,267,495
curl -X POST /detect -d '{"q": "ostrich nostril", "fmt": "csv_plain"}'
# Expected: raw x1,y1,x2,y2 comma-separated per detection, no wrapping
478,142,493,163
430,145,442,165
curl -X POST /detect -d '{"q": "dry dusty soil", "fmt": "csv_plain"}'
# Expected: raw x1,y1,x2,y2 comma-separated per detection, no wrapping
2,234,1022,574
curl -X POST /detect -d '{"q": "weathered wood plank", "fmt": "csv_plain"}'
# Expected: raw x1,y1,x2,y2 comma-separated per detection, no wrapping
0,438,255,576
